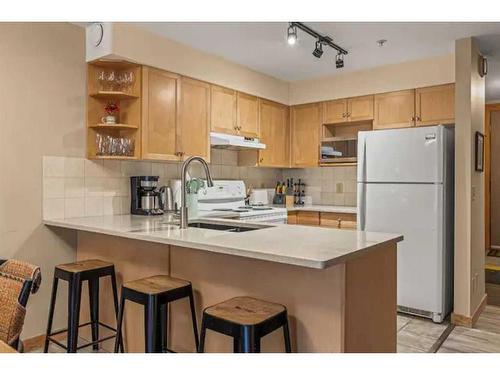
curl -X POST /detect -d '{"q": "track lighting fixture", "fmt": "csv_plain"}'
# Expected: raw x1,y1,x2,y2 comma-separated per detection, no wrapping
312,40,323,58
287,24,297,45
335,53,344,69
286,22,348,67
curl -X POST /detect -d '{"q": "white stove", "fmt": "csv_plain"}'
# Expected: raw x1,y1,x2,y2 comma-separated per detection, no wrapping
170,180,287,223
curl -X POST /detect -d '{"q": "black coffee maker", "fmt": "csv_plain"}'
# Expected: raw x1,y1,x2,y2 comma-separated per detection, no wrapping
130,176,163,215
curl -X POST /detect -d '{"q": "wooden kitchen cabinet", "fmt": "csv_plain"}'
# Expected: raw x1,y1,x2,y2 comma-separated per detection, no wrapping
347,95,374,122
211,85,237,135
373,89,415,130
323,99,348,124
415,84,455,127
237,92,260,137
177,77,211,161
257,100,289,167
296,211,320,226
320,212,357,229
141,66,180,161
291,103,321,167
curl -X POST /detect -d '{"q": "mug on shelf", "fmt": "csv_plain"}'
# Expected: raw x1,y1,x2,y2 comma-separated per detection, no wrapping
101,115,117,125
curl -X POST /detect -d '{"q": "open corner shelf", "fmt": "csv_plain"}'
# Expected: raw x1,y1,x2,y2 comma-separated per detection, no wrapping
89,91,139,100
89,124,139,130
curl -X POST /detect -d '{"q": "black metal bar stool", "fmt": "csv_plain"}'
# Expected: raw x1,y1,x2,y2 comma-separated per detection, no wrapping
43,259,123,353
114,275,199,353
198,296,292,353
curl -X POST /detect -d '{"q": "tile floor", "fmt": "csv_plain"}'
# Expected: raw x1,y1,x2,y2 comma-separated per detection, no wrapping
37,305,500,353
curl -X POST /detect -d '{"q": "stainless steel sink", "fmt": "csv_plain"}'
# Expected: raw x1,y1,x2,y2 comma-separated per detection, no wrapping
188,221,268,232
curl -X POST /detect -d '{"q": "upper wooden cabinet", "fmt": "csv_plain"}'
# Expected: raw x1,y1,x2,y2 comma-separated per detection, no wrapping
415,84,455,127
211,85,237,135
237,92,260,137
323,99,347,124
348,95,374,122
258,100,289,167
141,66,180,161
373,89,415,130
177,77,211,161
291,103,321,167
323,96,374,124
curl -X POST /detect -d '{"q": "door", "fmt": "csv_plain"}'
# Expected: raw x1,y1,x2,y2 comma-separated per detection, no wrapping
178,77,211,161
141,66,180,161
373,90,415,130
415,84,455,127
258,100,289,167
358,182,444,313
237,92,260,137
211,85,237,135
291,103,321,167
347,95,374,122
357,126,443,183
323,99,347,124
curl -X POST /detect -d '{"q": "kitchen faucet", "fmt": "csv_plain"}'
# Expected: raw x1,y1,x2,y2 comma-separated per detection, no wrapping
180,156,214,229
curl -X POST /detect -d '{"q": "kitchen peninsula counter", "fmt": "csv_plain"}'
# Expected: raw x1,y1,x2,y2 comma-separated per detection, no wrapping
45,215,402,353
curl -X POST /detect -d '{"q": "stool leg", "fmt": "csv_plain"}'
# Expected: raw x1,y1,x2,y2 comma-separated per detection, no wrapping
240,326,257,353
67,275,82,353
198,313,207,353
188,287,200,351
144,296,158,353
283,319,292,353
43,276,59,353
159,303,168,352
233,338,241,353
110,271,124,353
88,278,99,351
114,295,126,353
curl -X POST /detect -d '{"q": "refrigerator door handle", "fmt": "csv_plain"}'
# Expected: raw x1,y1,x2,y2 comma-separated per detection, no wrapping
357,136,367,231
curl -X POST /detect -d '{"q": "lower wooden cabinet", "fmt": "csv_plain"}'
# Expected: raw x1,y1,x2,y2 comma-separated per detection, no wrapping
288,211,357,230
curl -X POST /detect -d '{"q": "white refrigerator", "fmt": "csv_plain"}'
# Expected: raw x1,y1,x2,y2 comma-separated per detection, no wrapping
357,125,454,323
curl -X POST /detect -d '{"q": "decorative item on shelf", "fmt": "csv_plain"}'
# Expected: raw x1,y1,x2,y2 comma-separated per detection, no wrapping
97,70,116,91
116,71,135,93
101,102,120,124
95,133,135,157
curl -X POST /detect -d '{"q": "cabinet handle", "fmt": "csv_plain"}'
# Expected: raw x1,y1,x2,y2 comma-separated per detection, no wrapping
259,158,264,163
342,113,346,118
415,116,421,122
346,112,351,117
337,219,342,228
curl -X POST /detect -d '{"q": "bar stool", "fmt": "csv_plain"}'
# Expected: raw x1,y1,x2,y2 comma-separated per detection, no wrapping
43,259,123,353
114,275,199,353
198,296,292,353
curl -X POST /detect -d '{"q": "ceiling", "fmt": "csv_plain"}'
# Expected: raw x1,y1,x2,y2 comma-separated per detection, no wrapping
137,22,500,101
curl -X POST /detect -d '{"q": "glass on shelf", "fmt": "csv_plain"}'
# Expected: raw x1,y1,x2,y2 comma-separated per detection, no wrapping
95,133,135,157
97,69,135,93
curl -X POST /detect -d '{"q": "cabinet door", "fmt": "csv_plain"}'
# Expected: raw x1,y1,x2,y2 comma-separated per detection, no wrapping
347,95,374,122
296,211,320,226
320,212,357,228
340,220,357,230
287,211,297,224
323,99,347,124
258,100,289,167
415,84,455,127
237,92,260,137
141,67,180,161
178,77,211,161
211,85,237,135
373,90,415,130
291,103,321,167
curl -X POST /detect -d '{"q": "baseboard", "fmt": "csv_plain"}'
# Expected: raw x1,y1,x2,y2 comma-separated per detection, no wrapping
451,294,488,328
22,334,45,353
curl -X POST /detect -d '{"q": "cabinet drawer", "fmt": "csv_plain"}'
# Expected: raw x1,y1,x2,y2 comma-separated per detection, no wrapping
287,212,298,224
320,212,357,228
296,211,320,226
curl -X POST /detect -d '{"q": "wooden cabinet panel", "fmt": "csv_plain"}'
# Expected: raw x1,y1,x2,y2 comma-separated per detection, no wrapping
415,84,455,127
320,212,357,229
348,95,374,122
291,103,321,167
211,85,237,134
178,77,211,161
258,100,289,167
373,90,415,130
296,211,320,226
287,211,297,224
323,99,347,124
141,67,180,161
340,220,357,230
237,92,259,137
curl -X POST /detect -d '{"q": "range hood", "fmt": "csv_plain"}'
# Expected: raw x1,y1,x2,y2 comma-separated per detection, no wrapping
210,132,266,150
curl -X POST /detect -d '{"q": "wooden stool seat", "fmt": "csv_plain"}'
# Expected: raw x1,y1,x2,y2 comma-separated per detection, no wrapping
123,275,190,295
199,296,291,353
56,259,114,274
205,296,286,326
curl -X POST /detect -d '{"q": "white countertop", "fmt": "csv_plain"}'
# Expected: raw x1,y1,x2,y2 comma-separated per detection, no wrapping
44,215,401,269
281,205,357,214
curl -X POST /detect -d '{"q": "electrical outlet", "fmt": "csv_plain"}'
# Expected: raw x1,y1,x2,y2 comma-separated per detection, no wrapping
336,183,344,193
472,186,476,202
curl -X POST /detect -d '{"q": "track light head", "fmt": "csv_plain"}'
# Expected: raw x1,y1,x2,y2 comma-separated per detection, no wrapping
312,40,323,58
287,24,297,45
335,53,344,69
